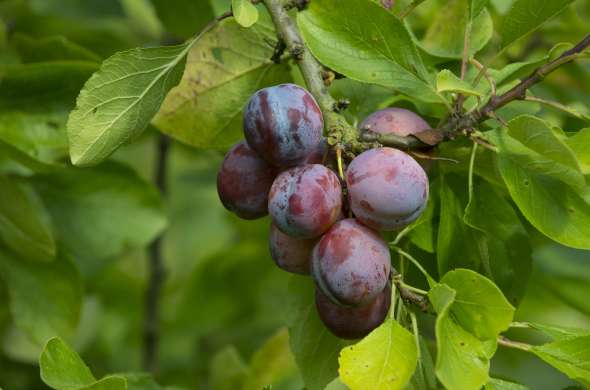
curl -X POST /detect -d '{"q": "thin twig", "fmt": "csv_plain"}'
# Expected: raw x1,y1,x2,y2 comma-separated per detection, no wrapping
143,134,170,373
497,336,532,352
392,274,430,312
470,58,496,97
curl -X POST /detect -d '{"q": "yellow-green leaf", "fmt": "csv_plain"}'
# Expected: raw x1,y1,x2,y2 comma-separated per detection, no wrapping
339,318,418,390
232,0,259,28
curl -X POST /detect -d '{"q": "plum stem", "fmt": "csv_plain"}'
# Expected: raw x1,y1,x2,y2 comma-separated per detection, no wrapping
497,336,533,352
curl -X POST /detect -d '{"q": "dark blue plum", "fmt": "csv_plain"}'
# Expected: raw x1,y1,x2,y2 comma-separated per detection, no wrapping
243,83,324,167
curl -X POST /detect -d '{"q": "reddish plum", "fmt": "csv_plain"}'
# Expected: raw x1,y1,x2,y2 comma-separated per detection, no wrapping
311,219,391,306
359,107,430,136
346,147,428,231
268,164,342,239
269,223,316,275
316,283,391,339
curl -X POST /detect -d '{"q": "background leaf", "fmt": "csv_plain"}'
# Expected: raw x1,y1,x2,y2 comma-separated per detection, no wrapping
531,335,590,387
499,0,576,51
0,251,82,345
153,14,291,149
33,162,166,274
0,176,55,262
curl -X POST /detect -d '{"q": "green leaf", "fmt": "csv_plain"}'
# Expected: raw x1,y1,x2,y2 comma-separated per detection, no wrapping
243,328,299,390
489,117,590,249
470,0,490,18
437,70,484,97
437,174,483,274
209,346,249,390
0,111,68,171
528,322,590,340
150,0,215,38
440,269,515,340
420,0,493,58
0,176,55,262
153,14,291,149
464,179,532,305
33,162,166,273
0,62,98,111
0,250,82,345
297,0,445,104
339,318,418,390
429,284,490,390
567,128,590,175
232,0,259,28
67,43,190,166
78,376,127,390
12,34,101,63
325,378,348,390
499,0,575,51
40,337,95,390
123,373,164,390
531,335,590,387
485,378,530,390
286,276,349,390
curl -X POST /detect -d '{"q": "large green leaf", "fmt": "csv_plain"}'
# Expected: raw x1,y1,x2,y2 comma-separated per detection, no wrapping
0,250,82,345
286,276,349,390
429,283,490,390
40,337,95,390
489,117,590,249
153,14,291,149
339,318,418,390
421,0,493,59
0,176,55,262
531,335,590,387
470,0,490,18
67,42,190,165
440,269,515,340
297,0,444,104
499,0,576,51
33,162,166,273
464,179,532,305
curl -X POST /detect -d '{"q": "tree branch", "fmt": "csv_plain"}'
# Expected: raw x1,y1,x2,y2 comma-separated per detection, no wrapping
143,134,170,373
262,0,361,149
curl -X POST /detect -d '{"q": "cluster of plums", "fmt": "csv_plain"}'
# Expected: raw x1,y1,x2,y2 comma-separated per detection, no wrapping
217,83,430,339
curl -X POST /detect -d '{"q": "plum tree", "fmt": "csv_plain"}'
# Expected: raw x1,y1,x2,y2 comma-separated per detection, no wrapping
268,164,342,238
359,107,430,136
217,140,276,219
346,147,428,231
243,83,324,167
311,219,391,307
315,282,391,339
269,223,316,274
